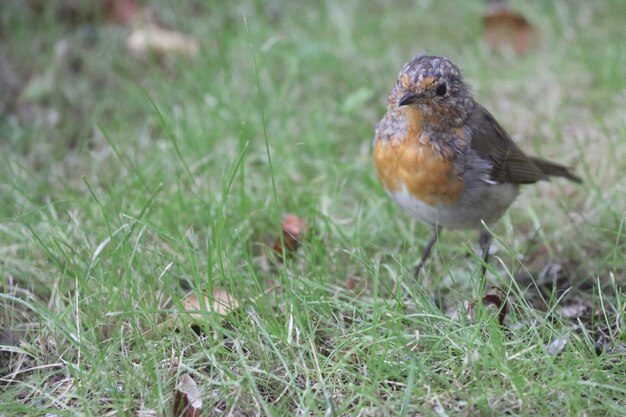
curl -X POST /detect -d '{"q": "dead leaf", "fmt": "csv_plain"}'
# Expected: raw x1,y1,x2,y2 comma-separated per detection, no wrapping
603,343,626,355
482,4,536,55
173,374,202,417
127,24,198,57
465,300,475,322
547,335,569,356
104,0,142,24
594,323,626,356
446,300,475,322
345,275,366,293
433,400,449,417
482,291,508,326
557,299,590,319
272,213,308,258
444,291,508,326
182,288,240,319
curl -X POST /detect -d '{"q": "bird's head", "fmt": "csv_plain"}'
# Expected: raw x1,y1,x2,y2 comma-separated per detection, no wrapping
392,54,474,127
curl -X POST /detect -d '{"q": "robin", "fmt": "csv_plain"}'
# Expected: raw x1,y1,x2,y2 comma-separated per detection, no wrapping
373,54,581,276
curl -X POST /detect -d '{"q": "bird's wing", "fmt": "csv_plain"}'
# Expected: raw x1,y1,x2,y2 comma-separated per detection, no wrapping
466,104,548,184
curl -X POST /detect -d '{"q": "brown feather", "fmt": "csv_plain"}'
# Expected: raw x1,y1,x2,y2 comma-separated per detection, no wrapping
467,104,580,184
530,157,582,183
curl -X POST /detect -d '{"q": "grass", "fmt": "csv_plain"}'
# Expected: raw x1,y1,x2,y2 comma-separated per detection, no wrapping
1,0,625,415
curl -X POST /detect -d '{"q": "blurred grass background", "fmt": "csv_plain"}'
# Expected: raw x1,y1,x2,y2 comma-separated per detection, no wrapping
1,0,625,415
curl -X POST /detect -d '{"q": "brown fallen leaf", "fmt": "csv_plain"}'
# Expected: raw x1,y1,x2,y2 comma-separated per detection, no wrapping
127,23,198,57
482,291,508,326
445,291,508,325
482,3,536,55
104,0,142,24
173,374,202,417
345,275,366,293
182,288,240,319
272,213,308,258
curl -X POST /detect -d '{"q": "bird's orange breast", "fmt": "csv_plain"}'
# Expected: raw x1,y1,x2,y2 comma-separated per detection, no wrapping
374,119,464,206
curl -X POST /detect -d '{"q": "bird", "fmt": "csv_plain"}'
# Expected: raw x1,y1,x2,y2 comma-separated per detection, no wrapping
373,54,581,276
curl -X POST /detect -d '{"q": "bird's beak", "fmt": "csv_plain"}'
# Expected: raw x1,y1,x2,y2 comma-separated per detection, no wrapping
399,92,418,106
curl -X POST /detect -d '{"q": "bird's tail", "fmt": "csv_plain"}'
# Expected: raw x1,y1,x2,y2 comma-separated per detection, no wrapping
531,157,582,183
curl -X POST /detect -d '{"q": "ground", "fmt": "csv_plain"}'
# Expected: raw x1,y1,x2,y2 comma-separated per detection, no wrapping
1,0,625,416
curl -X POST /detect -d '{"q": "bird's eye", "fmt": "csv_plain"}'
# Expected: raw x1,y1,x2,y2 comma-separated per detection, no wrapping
435,83,447,97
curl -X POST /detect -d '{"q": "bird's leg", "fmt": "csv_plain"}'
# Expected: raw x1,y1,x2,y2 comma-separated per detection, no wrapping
414,225,441,277
478,229,493,276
